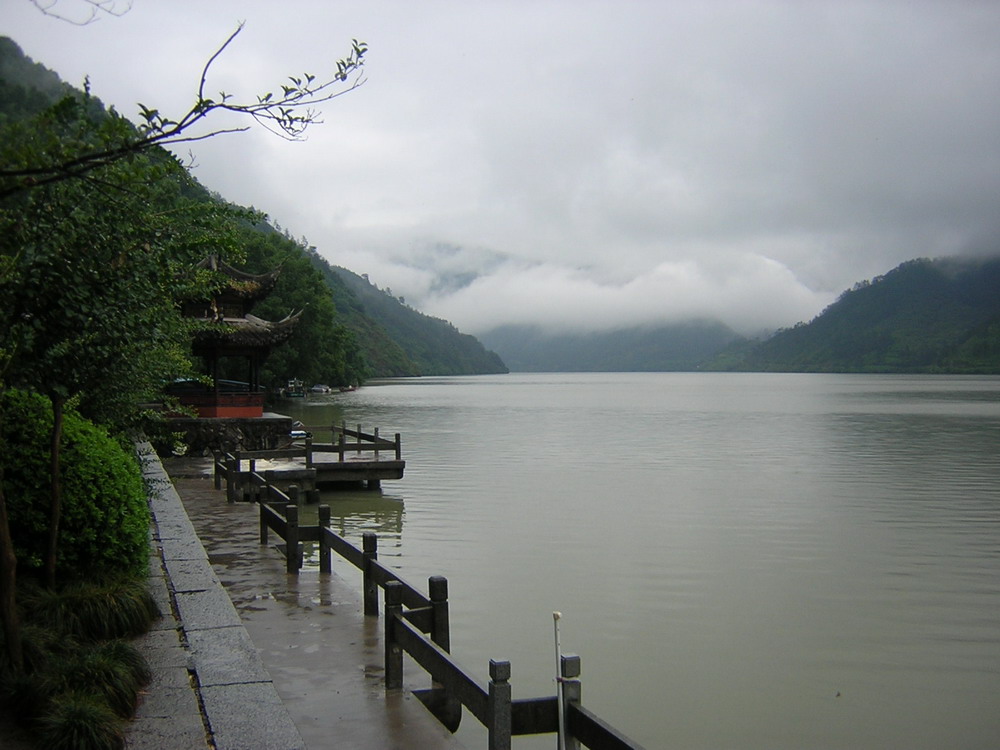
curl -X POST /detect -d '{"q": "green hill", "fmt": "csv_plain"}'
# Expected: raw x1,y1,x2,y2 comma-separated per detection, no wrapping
327,265,508,376
478,320,740,372
711,256,1000,373
1,36,505,385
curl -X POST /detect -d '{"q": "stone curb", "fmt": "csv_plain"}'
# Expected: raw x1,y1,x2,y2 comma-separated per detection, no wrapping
135,443,305,750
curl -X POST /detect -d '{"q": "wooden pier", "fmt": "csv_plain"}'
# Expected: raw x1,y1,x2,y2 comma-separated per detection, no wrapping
210,425,648,749
215,423,404,497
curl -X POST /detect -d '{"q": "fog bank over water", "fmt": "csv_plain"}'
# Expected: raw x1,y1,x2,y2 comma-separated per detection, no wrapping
4,1,1000,334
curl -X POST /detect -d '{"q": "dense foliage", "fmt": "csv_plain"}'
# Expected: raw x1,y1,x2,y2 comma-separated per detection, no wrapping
206,224,367,388
710,257,1000,373
330,265,508,376
0,390,149,578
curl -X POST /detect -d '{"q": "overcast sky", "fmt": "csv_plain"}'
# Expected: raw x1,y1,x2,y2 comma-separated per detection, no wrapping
4,0,999,335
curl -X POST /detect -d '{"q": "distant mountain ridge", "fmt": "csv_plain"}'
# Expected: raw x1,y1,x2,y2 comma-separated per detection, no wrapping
319,263,508,376
478,320,740,372
710,255,1000,373
9,36,996,377
1,35,505,383
477,255,1000,374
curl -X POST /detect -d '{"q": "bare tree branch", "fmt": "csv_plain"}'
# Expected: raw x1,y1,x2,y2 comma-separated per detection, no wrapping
0,24,366,198
30,0,132,26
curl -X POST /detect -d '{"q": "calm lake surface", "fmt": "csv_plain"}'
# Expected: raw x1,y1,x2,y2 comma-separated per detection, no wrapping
280,373,1000,749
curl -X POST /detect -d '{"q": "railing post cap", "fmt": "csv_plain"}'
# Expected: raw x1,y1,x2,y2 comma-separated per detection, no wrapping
362,531,378,552
560,653,581,679
385,579,403,604
489,659,511,682
428,575,448,601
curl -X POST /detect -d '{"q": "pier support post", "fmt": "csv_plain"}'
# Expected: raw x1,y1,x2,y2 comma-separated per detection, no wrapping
384,581,403,690
305,435,313,468
362,532,379,616
259,502,268,545
226,455,238,503
429,576,450,651
560,654,582,750
487,659,512,750
427,575,462,731
262,470,270,503
285,504,299,574
318,505,331,574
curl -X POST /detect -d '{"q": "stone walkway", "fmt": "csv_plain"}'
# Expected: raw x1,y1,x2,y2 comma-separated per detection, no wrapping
127,446,464,749
130,444,304,749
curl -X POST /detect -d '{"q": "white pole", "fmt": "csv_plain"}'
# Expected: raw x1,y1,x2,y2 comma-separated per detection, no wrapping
553,611,565,750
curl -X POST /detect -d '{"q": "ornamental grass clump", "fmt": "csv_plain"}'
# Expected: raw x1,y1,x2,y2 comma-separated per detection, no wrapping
35,692,125,750
0,579,156,750
19,577,159,641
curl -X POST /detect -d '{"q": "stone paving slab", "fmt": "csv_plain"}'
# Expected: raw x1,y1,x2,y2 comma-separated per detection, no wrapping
187,626,273,687
154,511,202,541
126,714,209,750
165,555,223,593
158,533,211,562
201,682,306,750
128,444,305,750
135,664,200,718
174,586,245,631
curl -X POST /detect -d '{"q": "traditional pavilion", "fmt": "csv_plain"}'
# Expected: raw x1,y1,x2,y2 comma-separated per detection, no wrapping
174,255,301,418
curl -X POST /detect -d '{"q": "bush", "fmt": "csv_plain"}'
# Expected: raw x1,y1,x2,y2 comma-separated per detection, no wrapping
0,389,150,579
35,691,125,750
18,577,159,641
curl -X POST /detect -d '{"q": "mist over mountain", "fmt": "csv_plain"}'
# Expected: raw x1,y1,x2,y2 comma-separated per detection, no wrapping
8,34,998,379
324,264,508,376
332,240,830,338
708,255,1000,373
479,321,740,372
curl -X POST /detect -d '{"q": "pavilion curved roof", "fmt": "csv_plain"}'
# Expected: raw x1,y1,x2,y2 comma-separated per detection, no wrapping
196,254,282,301
191,311,302,354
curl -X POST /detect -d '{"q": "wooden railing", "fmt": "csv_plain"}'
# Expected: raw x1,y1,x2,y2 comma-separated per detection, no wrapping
250,481,647,750
328,421,402,461
213,422,403,497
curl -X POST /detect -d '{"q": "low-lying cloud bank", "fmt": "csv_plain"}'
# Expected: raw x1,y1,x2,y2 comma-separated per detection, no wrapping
329,244,834,337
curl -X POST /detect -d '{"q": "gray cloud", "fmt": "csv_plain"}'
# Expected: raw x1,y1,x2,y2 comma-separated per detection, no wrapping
4,0,999,335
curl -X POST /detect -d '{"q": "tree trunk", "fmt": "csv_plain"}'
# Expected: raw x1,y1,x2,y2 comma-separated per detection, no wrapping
0,471,23,671
44,395,64,589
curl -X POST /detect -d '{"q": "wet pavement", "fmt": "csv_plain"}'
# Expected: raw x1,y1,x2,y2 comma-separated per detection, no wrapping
151,453,464,749
132,445,303,750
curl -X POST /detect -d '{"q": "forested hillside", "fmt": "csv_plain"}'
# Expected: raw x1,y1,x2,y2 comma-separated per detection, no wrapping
478,321,739,372
1,37,505,386
710,256,1000,373
330,266,508,375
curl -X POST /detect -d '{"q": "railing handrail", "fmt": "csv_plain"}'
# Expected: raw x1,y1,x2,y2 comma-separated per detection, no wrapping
221,458,645,749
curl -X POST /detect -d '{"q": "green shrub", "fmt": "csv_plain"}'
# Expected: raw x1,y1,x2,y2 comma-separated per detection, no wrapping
0,389,150,579
19,577,159,641
35,691,125,750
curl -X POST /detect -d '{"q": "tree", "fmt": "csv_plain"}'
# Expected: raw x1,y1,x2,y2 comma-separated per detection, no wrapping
0,25,367,667
0,23,366,198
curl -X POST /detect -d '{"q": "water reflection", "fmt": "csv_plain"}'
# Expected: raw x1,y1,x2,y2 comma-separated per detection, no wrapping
294,488,405,569
271,374,1000,749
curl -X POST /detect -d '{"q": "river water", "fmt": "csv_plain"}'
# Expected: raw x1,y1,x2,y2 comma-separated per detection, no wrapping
279,373,1000,749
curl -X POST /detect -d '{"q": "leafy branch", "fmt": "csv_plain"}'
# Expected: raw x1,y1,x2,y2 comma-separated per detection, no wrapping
0,23,367,198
